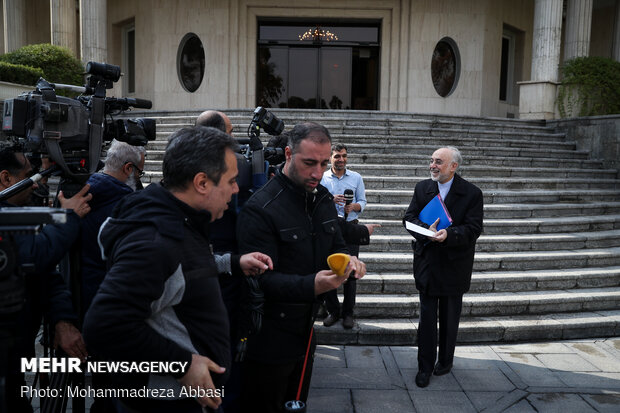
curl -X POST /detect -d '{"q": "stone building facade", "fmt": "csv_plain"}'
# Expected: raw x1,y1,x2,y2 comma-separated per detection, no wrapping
2,0,620,119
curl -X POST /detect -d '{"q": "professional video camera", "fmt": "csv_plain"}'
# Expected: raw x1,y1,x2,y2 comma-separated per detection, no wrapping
1,61,155,193
236,106,285,193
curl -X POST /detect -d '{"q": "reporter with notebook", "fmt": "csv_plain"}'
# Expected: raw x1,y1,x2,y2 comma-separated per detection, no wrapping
403,146,483,388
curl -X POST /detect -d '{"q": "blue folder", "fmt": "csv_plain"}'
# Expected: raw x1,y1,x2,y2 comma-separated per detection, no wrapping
418,194,453,230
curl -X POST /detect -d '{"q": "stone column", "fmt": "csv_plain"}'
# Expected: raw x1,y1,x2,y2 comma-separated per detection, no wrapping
613,0,620,61
3,0,27,53
519,0,563,119
50,0,78,56
79,0,107,64
564,0,593,60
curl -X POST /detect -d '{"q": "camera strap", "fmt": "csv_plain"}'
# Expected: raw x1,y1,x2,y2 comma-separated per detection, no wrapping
87,95,105,174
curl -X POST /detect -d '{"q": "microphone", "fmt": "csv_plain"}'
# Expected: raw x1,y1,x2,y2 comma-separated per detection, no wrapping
343,189,354,220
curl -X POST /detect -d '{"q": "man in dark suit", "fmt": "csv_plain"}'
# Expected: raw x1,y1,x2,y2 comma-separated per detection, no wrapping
403,146,483,388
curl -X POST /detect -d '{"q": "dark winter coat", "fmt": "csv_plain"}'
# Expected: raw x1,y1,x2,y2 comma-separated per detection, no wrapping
236,167,348,363
403,174,484,295
0,201,79,357
83,183,231,406
80,172,133,312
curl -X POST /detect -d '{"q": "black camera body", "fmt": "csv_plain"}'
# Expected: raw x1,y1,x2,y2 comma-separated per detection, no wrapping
2,62,155,184
234,107,285,194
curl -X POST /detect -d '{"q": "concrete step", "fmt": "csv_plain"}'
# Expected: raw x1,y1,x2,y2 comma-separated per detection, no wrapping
367,229,620,253
144,148,606,169
359,246,620,272
324,287,620,319
362,176,619,190
313,310,620,345
357,266,620,295
141,159,617,180
143,169,620,192
146,139,589,160
356,214,620,235
364,190,620,206
346,164,616,179
346,154,605,169
140,109,553,134
153,126,571,147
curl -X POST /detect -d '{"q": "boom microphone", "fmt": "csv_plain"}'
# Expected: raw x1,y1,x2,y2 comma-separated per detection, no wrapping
343,189,354,220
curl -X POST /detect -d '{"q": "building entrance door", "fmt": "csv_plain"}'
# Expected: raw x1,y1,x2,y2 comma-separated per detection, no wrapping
257,23,380,110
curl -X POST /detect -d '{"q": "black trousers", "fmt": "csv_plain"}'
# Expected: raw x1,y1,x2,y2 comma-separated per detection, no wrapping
324,243,359,317
417,292,463,374
240,346,315,413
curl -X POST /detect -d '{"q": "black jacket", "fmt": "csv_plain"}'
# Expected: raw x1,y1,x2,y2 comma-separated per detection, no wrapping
236,168,348,363
403,174,484,295
80,172,133,313
0,201,79,357
83,183,230,405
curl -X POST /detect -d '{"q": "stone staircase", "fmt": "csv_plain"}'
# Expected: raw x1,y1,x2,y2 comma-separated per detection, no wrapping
135,109,620,345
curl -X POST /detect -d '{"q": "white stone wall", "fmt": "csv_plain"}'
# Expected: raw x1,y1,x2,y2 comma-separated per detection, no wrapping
102,0,535,117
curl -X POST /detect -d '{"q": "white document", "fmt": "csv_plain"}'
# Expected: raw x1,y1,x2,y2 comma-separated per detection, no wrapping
405,220,436,237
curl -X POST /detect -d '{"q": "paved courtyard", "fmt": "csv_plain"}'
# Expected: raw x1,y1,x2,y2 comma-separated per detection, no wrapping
308,337,620,413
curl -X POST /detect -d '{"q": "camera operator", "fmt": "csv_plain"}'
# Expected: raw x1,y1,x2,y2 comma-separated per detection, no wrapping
0,147,92,413
80,140,146,314
77,140,146,413
236,122,366,412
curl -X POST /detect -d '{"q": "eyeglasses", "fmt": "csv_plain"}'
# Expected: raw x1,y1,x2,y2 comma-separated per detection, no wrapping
127,162,145,178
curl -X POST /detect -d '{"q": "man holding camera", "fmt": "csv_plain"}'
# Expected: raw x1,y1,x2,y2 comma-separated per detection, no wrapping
320,143,368,329
236,122,366,412
0,147,92,413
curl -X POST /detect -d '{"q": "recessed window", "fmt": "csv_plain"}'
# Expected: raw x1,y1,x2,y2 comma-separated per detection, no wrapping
177,33,205,93
123,24,135,94
431,37,460,97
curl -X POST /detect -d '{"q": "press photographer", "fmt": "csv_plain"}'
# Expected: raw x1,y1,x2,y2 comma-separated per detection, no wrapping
2,61,155,197
1,61,155,412
0,147,92,413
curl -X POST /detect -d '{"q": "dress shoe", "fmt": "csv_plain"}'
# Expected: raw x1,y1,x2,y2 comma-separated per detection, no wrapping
342,315,354,329
316,303,327,319
415,371,431,388
323,314,339,327
433,362,453,376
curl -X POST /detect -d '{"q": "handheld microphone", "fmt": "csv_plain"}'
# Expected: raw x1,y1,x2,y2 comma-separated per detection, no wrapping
343,189,354,220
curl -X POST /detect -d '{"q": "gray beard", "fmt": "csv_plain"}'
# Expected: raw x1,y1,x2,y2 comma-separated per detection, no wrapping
126,174,137,191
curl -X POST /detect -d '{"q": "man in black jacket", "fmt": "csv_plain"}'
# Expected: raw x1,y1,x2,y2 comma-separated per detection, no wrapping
83,127,272,413
236,122,366,412
403,146,483,388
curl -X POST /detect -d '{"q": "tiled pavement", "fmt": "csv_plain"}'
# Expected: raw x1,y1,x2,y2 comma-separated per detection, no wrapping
307,337,620,413
30,337,620,412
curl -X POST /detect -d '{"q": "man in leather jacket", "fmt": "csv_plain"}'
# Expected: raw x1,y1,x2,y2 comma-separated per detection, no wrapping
236,122,366,412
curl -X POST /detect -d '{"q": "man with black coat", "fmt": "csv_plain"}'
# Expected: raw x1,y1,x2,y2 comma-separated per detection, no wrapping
84,127,271,413
236,122,366,412
0,148,92,412
403,146,483,388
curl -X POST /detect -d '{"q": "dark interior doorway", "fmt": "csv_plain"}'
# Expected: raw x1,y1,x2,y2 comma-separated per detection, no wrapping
257,22,380,110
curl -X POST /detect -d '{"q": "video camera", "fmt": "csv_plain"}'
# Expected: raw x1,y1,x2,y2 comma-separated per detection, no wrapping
236,106,285,194
1,61,156,188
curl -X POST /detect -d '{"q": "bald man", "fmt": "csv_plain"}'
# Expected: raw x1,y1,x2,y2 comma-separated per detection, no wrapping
196,110,234,136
